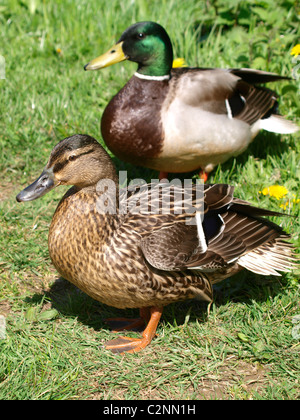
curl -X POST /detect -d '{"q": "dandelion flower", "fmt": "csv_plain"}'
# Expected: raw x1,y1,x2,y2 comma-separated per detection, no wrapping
291,44,300,56
173,58,187,68
261,185,288,200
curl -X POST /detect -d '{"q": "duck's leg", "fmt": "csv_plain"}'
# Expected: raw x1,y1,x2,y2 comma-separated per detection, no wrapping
159,171,168,181
105,307,150,332
199,169,208,183
104,306,163,354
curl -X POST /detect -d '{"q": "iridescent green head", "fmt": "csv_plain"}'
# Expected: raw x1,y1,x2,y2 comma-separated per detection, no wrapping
84,21,174,77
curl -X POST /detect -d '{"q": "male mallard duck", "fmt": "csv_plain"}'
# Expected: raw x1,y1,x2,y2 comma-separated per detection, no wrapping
17,134,296,353
84,21,298,181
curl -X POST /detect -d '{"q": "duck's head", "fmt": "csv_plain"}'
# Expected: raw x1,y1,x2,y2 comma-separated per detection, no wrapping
84,21,173,77
16,134,117,202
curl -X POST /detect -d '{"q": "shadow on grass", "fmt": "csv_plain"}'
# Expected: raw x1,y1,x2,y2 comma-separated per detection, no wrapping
234,131,290,163
24,269,288,334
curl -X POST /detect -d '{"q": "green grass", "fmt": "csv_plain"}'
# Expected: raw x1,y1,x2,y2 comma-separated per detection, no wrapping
0,0,299,400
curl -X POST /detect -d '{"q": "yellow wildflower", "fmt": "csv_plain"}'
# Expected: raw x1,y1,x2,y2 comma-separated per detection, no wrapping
291,44,300,56
280,201,289,211
280,198,300,211
261,185,288,200
172,58,187,68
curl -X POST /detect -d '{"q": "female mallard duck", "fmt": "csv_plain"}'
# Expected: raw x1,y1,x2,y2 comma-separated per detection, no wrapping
17,134,296,353
84,21,298,181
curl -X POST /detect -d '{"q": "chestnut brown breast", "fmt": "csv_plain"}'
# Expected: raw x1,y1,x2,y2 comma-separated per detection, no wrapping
101,76,170,164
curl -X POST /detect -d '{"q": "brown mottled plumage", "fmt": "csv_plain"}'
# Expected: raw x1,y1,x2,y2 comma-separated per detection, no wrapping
17,135,297,353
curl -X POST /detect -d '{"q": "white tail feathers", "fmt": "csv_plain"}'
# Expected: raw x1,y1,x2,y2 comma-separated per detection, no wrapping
237,241,296,276
258,115,299,134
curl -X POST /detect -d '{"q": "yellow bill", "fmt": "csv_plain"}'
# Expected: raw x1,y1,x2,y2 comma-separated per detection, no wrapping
84,42,127,71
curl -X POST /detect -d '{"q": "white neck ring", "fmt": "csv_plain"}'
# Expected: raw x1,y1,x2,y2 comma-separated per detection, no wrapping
134,72,170,81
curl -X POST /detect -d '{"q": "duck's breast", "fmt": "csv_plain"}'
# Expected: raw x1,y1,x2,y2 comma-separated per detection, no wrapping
101,75,170,163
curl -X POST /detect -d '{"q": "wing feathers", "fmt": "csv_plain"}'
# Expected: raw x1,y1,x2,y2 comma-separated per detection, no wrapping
172,67,295,129
136,184,297,277
230,83,278,126
228,68,290,84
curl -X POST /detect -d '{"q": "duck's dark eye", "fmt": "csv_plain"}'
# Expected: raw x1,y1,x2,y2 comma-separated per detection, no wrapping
68,155,77,161
137,33,145,39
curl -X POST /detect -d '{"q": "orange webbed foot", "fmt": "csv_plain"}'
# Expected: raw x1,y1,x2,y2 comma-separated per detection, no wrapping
104,306,163,354
199,170,208,183
104,336,151,354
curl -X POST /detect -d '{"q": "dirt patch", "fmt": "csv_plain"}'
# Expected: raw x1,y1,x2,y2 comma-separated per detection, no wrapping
195,357,268,399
